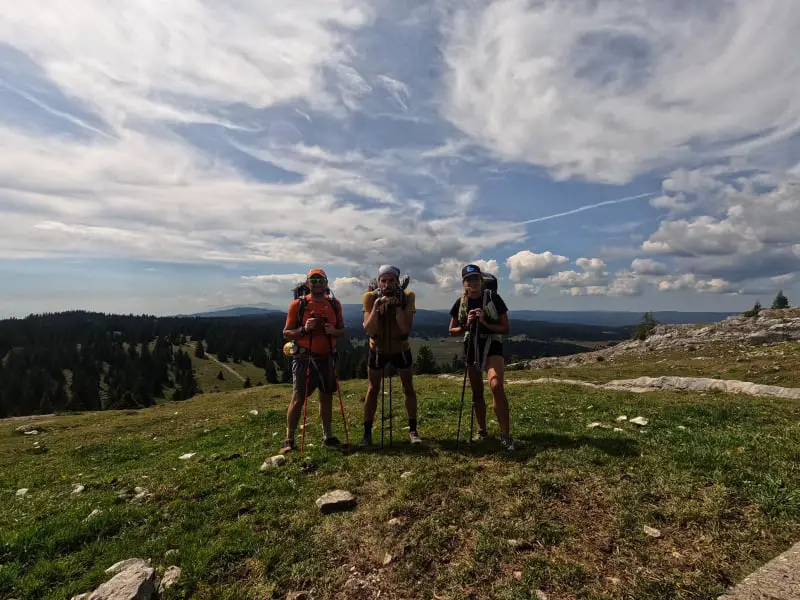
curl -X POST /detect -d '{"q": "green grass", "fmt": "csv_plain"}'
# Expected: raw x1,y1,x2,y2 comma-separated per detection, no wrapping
2,376,799,599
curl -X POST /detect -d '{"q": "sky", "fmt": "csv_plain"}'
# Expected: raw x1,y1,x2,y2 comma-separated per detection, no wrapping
1,0,800,318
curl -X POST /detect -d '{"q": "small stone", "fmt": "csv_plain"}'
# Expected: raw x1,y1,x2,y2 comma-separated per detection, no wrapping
105,557,150,575
165,549,179,559
587,422,603,429
400,471,412,479
630,416,649,426
286,592,310,600
23,429,39,435
315,490,357,514
616,415,628,422
16,488,29,497
535,591,548,600
179,452,196,460
513,570,523,580
85,509,102,521
15,424,37,433
70,593,90,600
72,485,85,494
382,553,393,566
260,455,286,470
613,427,624,433
606,576,621,585
643,525,662,538
158,565,181,594
677,425,687,430
249,410,258,416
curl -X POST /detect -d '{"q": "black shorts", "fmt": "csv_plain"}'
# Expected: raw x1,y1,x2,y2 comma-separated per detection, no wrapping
464,337,503,366
292,355,337,397
368,348,414,371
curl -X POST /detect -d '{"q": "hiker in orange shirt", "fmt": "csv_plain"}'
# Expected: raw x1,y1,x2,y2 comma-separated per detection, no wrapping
279,268,346,454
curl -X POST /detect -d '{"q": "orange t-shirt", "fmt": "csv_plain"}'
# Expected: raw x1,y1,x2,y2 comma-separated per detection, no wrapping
285,295,343,355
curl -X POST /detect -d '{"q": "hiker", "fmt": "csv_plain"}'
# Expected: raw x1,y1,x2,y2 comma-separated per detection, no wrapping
448,263,515,450
279,268,347,454
361,264,421,447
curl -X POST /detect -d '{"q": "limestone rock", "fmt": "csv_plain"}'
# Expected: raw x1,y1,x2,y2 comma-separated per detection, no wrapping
89,563,155,600
158,566,181,594
315,490,356,514
105,558,150,576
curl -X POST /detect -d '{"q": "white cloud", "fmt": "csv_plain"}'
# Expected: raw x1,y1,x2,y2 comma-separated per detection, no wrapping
430,257,500,291
658,273,738,294
442,0,800,182
506,250,569,281
542,257,609,288
514,283,538,297
0,1,373,127
240,273,307,296
631,258,668,276
331,276,369,300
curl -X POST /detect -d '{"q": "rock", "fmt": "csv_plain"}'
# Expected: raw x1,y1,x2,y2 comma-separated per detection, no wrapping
643,525,662,538
616,415,628,422
388,518,402,526
260,455,286,470
157,566,181,594
315,490,357,514
105,558,150,576
400,471,412,479
73,484,85,494
249,410,258,416
15,424,37,433
16,488,29,497
164,549,179,559
85,509,103,521
677,425,688,430
630,417,649,426
382,553,393,566
178,453,195,460
286,592,310,600
71,594,90,600
613,427,625,433
23,429,39,435
606,576,621,585
587,422,602,429
535,591,548,600
513,570,523,580
89,563,155,600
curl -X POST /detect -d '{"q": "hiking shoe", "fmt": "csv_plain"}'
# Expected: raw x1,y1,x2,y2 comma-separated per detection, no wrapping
472,429,489,443
322,436,341,447
408,430,422,444
278,439,295,455
359,434,373,449
499,434,516,451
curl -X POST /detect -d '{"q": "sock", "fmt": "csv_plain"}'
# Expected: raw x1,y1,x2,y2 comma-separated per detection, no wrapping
364,421,373,437
322,421,333,439
286,428,295,442
409,418,417,432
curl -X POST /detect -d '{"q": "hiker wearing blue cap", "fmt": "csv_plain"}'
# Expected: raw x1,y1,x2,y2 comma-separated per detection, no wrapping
361,264,420,448
448,263,515,450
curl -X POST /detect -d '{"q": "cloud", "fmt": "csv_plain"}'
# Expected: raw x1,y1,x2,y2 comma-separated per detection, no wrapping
514,283,539,297
430,257,500,291
442,0,800,182
331,275,370,300
240,273,307,297
631,258,668,276
506,250,569,281
0,1,373,127
657,273,738,294
541,257,610,288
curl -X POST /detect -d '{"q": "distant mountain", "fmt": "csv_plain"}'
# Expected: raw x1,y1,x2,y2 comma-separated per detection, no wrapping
507,310,739,327
190,306,280,318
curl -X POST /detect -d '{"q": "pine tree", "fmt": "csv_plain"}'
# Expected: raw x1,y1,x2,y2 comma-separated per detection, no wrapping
743,300,762,318
195,340,206,359
243,377,252,389
264,360,278,384
772,290,790,309
633,312,659,340
416,345,439,374
217,370,225,381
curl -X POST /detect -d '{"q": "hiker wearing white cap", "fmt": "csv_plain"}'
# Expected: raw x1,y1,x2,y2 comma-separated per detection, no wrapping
361,264,421,448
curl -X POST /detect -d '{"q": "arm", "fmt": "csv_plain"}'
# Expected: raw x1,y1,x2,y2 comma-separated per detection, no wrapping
283,302,307,340
393,291,415,336
479,312,510,335
362,293,382,337
448,316,464,337
325,301,348,338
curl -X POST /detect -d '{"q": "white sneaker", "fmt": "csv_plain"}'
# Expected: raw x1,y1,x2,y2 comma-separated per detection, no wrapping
499,434,516,451
408,430,422,444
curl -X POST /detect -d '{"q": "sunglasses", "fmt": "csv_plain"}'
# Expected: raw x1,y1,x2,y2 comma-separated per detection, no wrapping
308,277,327,284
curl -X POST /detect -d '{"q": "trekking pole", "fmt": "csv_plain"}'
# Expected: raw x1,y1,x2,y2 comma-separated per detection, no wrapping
334,367,350,447
300,331,314,455
388,308,393,448
469,321,478,443
456,320,473,446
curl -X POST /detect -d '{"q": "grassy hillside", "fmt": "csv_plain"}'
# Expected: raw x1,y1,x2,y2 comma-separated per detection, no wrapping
2,350,799,599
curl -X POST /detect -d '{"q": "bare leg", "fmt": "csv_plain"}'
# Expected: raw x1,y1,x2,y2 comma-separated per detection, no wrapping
486,356,510,437
398,368,417,421
318,392,333,439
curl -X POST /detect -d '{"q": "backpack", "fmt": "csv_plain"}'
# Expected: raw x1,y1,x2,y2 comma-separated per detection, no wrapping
292,282,342,330
458,273,500,328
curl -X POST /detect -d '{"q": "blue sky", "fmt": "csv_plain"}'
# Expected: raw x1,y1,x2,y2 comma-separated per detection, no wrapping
1,0,800,318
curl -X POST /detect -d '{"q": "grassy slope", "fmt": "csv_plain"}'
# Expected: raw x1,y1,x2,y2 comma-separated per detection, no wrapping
531,341,800,388
2,359,800,599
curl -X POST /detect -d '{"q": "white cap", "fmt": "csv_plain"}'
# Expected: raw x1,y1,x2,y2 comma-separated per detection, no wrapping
377,264,400,278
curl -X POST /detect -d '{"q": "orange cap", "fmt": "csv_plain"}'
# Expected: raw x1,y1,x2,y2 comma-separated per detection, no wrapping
307,268,327,280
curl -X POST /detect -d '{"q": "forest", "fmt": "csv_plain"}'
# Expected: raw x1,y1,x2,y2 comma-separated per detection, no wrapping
0,310,613,418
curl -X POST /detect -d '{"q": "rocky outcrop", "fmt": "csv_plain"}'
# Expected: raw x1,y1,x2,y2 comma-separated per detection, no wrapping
520,309,800,371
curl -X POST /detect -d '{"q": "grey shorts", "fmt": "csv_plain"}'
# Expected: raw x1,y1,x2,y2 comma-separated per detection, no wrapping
292,356,337,397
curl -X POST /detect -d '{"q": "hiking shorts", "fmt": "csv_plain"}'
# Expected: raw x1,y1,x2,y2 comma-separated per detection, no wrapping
368,348,414,371
292,355,337,397
464,337,503,367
